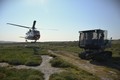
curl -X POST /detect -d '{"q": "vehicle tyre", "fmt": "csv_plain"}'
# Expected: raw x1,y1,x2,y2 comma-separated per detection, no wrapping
79,52,86,59
104,51,112,59
85,53,92,60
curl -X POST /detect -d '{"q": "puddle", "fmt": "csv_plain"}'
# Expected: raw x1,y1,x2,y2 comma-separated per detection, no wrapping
0,55,62,80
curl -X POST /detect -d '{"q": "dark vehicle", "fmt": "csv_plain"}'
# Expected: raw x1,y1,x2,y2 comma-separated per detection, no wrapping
78,29,112,61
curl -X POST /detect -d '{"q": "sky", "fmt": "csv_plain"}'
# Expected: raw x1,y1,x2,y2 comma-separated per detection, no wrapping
0,0,120,42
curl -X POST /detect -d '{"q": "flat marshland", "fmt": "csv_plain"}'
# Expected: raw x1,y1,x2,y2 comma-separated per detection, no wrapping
0,40,120,80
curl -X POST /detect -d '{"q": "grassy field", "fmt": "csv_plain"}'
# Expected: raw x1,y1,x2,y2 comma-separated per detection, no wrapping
41,40,120,80
0,40,120,80
0,43,45,80
49,56,100,80
0,67,44,80
49,68,100,80
0,45,42,66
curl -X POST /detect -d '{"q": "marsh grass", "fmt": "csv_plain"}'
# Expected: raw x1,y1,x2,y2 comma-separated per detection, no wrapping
47,41,120,80
0,41,120,80
0,67,44,80
0,45,42,66
50,56,100,80
25,56,42,66
49,68,100,80
106,43,120,66
50,57,72,68
40,41,83,53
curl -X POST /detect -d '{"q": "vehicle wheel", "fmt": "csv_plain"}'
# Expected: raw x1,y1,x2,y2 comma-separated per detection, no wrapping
85,53,92,60
93,51,112,61
104,51,112,59
92,52,105,61
79,52,86,59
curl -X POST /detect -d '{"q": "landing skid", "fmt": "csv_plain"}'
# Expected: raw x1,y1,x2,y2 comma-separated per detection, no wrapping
25,39,37,43
26,39,28,42
31,40,37,43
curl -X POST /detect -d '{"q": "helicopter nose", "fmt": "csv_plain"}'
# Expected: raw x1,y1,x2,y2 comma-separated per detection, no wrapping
34,35,40,39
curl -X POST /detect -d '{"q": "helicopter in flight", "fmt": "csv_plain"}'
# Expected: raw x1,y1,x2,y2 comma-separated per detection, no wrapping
7,20,40,42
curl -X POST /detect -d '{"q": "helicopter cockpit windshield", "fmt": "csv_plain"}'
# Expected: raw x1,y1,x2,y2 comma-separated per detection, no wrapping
33,30,40,35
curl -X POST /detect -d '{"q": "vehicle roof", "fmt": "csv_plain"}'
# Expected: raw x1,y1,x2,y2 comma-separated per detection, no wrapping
79,29,105,33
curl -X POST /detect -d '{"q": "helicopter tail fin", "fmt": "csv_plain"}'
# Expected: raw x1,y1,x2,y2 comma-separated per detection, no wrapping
32,20,36,29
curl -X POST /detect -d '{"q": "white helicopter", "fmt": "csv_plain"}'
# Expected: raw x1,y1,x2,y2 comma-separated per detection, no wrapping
7,20,40,42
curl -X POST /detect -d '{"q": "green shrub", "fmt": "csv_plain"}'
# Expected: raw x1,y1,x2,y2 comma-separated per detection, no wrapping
50,57,71,68
25,60,40,66
49,54,57,58
0,73,6,79
50,74,66,80
8,59,23,65
49,68,100,80
49,71,79,80
8,77,21,80
0,67,44,80
27,75,43,80
0,46,43,66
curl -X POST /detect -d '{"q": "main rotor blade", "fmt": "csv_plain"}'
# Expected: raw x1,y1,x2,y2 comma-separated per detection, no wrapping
32,20,36,29
7,23,30,29
39,28,58,31
19,36,25,38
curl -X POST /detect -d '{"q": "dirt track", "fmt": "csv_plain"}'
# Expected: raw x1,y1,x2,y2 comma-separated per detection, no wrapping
48,50,119,80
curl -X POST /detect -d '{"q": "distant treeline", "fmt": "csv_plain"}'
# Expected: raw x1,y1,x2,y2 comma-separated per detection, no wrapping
112,39,120,44
0,39,120,46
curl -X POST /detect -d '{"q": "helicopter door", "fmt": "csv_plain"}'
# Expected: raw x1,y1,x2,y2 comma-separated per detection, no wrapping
26,30,34,40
